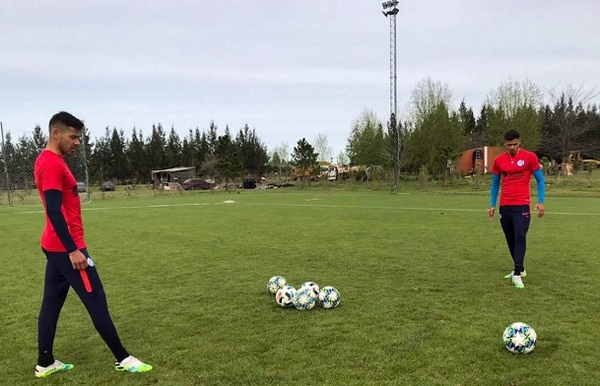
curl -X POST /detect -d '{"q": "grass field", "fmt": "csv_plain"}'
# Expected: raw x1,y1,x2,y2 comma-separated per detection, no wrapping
1,185,599,385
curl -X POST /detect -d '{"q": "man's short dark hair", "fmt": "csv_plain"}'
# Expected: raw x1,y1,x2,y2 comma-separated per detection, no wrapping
504,129,521,141
48,111,84,133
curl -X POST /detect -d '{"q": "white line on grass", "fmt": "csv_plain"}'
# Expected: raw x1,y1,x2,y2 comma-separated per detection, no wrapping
17,201,600,216
243,202,600,216
18,202,211,214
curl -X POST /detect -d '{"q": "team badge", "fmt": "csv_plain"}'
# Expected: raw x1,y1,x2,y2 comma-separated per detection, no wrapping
517,159,525,167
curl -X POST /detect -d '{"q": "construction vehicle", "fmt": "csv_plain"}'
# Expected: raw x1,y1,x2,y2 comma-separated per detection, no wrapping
325,164,370,181
290,162,371,182
290,161,333,181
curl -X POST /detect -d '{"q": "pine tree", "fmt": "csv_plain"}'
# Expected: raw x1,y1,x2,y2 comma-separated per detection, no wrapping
292,138,318,182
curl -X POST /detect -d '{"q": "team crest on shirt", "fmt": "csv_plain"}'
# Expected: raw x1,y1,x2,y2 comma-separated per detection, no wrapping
516,159,525,167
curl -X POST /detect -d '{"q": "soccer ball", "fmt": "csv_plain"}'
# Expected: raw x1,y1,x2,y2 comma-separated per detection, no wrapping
267,276,288,295
317,286,341,309
299,281,320,297
293,288,317,310
503,322,537,354
275,286,296,307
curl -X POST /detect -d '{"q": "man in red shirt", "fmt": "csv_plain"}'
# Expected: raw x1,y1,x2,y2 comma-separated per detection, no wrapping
488,129,545,289
33,111,152,377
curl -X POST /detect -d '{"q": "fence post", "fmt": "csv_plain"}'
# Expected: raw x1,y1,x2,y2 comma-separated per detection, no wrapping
81,131,91,203
1,122,13,206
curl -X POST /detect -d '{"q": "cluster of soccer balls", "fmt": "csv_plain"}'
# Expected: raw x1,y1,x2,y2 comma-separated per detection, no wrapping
267,276,340,310
270,277,534,352
503,322,537,354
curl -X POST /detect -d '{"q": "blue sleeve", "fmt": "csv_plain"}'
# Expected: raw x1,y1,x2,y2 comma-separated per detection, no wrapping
533,169,545,204
44,190,78,253
490,174,500,207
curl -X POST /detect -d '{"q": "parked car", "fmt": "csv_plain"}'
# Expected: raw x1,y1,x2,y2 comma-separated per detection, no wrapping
183,178,211,190
76,182,87,193
101,181,116,191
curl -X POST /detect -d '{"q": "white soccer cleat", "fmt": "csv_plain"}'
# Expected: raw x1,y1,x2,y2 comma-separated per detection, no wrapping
504,270,526,279
35,360,74,378
115,355,153,373
512,275,525,289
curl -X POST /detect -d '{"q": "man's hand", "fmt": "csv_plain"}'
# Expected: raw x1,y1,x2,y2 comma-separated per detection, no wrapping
535,203,545,218
488,207,495,221
69,250,88,270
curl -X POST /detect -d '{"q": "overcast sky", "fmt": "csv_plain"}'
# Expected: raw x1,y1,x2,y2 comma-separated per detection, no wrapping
1,0,599,157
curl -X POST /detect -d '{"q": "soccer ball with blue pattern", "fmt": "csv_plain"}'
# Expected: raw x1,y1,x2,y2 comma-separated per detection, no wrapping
503,322,537,354
267,276,288,295
275,286,296,307
293,288,317,310
299,281,320,297
317,286,341,309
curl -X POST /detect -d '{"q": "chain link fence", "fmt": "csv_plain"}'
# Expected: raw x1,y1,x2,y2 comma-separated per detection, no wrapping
0,122,91,206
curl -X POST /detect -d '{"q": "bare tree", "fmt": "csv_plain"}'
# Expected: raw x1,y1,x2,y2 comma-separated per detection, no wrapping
409,77,453,126
336,150,349,165
272,143,290,181
485,79,544,149
313,133,333,163
486,78,543,118
541,85,600,169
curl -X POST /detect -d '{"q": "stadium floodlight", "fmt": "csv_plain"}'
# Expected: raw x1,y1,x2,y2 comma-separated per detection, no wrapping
382,1,399,17
381,0,399,119
382,1,401,193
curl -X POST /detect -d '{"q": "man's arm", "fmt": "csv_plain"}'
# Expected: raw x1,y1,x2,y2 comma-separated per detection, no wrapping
44,190,88,269
533,169,545,217
488,173,500,220
44,190,77,252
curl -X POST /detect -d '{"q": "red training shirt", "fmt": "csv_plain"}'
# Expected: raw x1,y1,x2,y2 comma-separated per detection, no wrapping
34,150,86,252
492,149,541,206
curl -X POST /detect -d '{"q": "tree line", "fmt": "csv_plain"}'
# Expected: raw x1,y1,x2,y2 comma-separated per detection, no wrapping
346,79,600,180
0,122,269,187
1,78,599,188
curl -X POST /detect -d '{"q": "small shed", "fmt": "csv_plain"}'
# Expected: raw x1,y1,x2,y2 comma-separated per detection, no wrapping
455,147,504,176
151,167,195,189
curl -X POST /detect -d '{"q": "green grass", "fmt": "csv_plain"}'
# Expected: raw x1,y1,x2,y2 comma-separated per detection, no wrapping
1,187,599,385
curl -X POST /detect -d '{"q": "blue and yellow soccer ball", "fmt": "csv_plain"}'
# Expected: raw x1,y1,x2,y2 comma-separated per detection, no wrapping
299,281,320,297
267,276,288,295
293,288,317,310
275,286,296,308
503,322,537,354
317,286,341,309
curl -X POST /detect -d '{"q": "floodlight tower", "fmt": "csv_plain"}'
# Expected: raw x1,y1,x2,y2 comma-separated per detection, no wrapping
382,1,399,120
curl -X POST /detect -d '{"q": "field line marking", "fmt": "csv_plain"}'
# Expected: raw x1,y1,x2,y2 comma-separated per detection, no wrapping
18,202,211,214
16,201,600,216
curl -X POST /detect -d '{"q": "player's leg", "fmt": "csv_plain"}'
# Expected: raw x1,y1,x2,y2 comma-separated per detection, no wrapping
49,248,129,361
511,206,531,276
499,206,517,278
58,248,152,372
499,206,516,258
36,250,74,377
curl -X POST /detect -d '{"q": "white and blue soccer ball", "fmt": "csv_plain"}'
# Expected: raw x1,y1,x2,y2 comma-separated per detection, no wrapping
299,281,320,297
317,286,341,309
275,286,296,308
503,322,537,354
293,288,317,310
267,276,288,295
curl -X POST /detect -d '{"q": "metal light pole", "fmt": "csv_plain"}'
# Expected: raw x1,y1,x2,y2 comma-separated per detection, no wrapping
1,121,13,205
382,1,399,120
382,1,401,193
